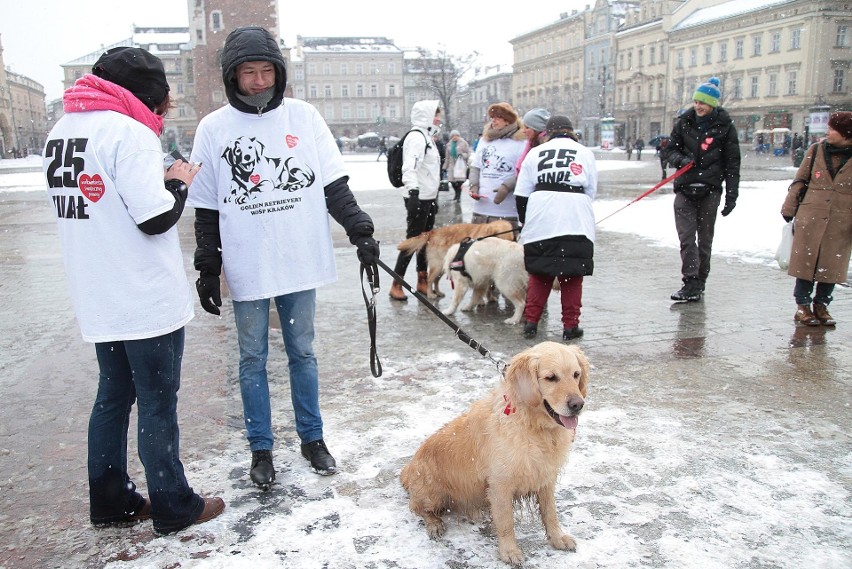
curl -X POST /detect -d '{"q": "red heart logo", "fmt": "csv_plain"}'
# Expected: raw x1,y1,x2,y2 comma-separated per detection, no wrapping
701,143,709,151
78,173,105,202
286,134,299,148
569,162,583,176
250,174,261,185
705,137,714,144
814,172,821,179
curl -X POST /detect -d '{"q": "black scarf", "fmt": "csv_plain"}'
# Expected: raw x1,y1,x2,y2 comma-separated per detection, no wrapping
824,142,852,180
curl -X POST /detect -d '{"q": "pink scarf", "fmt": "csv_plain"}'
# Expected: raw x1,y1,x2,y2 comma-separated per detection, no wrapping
63,74,164,136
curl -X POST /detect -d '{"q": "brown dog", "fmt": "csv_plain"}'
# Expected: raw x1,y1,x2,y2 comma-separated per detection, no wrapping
396,220,514,298
400,342,589,566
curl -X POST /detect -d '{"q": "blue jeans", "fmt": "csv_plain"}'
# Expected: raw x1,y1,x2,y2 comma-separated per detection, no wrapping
232,290,323,451
90,328,204,533
794,278,835,306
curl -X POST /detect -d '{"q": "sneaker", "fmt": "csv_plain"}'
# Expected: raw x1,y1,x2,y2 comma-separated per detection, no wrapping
563,327,584,341
670,281,702,302
301,439,338,476
523,321,538,339
249,450,275,490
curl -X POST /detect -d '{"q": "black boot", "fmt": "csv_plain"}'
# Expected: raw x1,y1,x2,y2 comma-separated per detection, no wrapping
523,321,538,339
671,279,702,302
301,439,337,476
249,450,275,490
563,327,584,341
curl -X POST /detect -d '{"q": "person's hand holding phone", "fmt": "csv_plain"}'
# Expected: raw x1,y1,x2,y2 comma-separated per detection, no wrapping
165,150,202,186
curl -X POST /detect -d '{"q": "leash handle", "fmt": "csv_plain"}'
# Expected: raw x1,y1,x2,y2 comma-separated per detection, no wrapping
596,161,693,225
360,263,383,377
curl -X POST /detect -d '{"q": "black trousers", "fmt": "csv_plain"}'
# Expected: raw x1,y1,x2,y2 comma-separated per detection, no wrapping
673,190,722,284
393,198,437,275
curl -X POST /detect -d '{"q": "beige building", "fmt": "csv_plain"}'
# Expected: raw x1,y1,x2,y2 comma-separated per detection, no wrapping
464,65,515,140
0,35,48,157
291,36,405,140
511,0,851,147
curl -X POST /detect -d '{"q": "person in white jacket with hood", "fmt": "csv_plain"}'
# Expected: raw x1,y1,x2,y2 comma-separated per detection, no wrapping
389,100,442,301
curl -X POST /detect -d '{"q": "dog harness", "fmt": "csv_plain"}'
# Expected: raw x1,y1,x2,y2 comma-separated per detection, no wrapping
448,237,475,279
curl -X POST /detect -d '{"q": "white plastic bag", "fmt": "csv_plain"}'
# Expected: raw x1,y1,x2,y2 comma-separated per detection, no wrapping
453,156,467,179
775,221,793,270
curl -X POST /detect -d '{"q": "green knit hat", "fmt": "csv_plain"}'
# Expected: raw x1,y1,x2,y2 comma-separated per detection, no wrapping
693,77,721,107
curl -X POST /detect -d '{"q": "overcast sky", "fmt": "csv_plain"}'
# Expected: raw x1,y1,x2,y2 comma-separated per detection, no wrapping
0,0,587,102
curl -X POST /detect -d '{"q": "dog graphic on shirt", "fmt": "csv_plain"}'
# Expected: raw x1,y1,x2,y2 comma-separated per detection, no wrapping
481,144,515,174
221,136,316,204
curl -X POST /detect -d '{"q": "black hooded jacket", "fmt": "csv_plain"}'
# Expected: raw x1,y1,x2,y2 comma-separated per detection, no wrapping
193,27,374,278
662,107,741,199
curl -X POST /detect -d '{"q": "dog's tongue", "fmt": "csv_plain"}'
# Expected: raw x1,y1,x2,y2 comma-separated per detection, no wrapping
560,414,578,432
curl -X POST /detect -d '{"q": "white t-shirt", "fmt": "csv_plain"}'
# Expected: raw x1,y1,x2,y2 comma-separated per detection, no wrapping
515,137,598,245
188,101,347,301
471,135,526,218
43,111,194,343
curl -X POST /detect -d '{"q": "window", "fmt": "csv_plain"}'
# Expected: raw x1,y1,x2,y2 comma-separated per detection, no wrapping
370,84,378,97
308,63,317,75
356,104,366,119
388,84,396,96
323,63,331,75
324,84,332,97
355,63,363,75
752,35,762,56
196,29,203,41
341,63,348,75
369,63,378,74
790,28,801,50
210,10,223,31
833,69,846,93
294,68,304,81
638,48,643,67
837,26,849,47
768,73,778,96
342,105,351,120
324,105,334,120
786,71,797,95
689,47,697,67
733,77,742,99
704,45,712,65
619,53,624,70
341,84,349,97
719,41,727,62
627,51,632,68
650,45,656,65
659,44,665,63
676,49,684,69
356,84,364,97
770,31,781,53
389,63,395,74
658,81,664,101
735,39,744,59
309,85,317,98
750,76,759,98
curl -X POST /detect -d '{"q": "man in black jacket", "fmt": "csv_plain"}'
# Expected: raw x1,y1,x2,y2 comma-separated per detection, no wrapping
662,77,740,302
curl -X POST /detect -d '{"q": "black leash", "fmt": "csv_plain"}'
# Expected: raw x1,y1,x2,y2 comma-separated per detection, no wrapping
360,258,508,378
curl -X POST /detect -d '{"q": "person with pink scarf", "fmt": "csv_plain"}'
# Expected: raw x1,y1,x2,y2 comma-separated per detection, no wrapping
43,47,224,534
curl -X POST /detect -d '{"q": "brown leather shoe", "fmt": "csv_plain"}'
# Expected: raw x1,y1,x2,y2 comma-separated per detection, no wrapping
129,498,151,522
416,271,429,295
794,304,820,326
389,280,407,301
813,303,836,326
194,497,225,526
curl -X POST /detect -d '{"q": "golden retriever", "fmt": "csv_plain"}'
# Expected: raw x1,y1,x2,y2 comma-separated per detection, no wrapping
400,342,589,566
442,237,527,325
397,220,515,298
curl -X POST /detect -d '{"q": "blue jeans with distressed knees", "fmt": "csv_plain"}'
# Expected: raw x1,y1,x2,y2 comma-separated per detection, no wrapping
232,289,323,452
90,328,204,533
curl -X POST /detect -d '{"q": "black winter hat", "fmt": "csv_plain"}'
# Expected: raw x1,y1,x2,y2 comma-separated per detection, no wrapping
828,111,852,140
545,115,574,132
92,47,170,111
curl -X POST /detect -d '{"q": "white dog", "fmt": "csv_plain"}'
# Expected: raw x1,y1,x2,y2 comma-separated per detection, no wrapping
441,237,527,325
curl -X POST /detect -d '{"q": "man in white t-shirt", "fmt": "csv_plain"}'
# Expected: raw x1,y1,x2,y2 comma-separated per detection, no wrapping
188,26,379,489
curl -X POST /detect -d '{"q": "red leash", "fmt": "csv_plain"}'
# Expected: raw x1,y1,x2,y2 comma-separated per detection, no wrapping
596,161,693,225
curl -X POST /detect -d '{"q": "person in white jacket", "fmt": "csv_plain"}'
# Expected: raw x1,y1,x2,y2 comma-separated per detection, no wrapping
389,100,442,301
515,115,598,341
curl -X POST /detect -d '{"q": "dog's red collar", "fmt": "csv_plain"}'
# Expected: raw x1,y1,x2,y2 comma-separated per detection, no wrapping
503,394,516,415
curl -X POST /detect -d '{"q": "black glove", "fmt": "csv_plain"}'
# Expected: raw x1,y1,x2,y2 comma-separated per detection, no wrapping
782,215,793,223
406,189,420,216
678,157,694,169
721,196,737,217
353,235,380,265
196,274,222,315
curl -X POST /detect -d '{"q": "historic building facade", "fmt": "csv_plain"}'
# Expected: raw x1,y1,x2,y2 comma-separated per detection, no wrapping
0,35,47,157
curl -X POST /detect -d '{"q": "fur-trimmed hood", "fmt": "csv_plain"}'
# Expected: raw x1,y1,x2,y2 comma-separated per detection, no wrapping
481,119,525,143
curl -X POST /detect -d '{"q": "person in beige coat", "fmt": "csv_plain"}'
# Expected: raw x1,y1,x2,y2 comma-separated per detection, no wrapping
442,130,471,201
780,111,852,326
